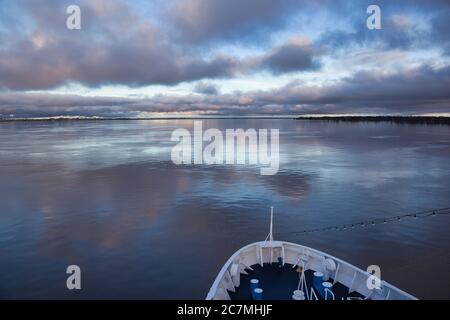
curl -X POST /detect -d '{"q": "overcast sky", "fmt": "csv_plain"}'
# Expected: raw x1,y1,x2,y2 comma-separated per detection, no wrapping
1,0,450,118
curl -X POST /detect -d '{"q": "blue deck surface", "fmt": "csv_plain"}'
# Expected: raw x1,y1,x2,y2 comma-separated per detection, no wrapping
228,263,365,300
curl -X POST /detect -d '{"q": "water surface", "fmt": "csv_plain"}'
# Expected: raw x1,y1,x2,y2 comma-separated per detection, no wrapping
0,119,449,299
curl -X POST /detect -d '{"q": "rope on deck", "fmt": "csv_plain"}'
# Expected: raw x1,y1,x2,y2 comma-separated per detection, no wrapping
290,207,450,235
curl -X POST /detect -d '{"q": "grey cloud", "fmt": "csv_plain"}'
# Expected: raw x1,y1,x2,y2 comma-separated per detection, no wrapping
257,39,322,74
194,82,220,95
0,0,239,90
1,0,450,96
168,0,300,44
252,64,450,114
319,0,450,52
0,0,325,91
2,64,450,117
319,17,424,51
430,8,450,55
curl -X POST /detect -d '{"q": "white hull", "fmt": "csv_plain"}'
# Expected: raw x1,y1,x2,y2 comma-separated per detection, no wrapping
207,240,417,300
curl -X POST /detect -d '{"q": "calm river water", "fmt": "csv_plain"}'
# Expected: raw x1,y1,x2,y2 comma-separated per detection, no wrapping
0,119,449,299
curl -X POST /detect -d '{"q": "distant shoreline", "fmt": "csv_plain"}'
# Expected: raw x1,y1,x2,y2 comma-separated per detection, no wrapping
1,115,449,125
0,116,291,122
295,116,450,125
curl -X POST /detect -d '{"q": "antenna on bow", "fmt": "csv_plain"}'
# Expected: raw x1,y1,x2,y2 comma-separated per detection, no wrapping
265,206,274,242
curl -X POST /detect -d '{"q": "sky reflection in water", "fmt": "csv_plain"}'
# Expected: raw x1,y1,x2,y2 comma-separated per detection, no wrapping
0,119,449,299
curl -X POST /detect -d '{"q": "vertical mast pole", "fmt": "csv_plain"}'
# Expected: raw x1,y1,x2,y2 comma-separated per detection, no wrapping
269,206,274,242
